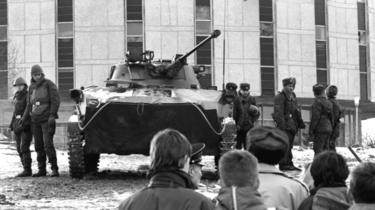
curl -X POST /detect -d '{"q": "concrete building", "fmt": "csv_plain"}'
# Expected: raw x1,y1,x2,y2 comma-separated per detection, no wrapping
1,0,375,145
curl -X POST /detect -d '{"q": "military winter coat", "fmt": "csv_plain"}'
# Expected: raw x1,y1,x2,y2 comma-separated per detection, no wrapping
273,91,305,133
329,98,342,139
309,96,333,136
119,169,214,210
10,89,30,132
24,75,60,123
233,94,259,131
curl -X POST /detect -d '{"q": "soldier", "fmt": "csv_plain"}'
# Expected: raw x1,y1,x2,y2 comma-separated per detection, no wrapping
22,64,60,177
273,77,305,171
233,83,259,149
326,85,342,151
189,143,205,189
309,84,333,155
9,77,33,177
218,82,237,120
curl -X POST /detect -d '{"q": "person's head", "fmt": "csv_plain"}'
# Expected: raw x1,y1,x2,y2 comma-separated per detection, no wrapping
350,162,375,203
239,83,250,97
219,150,259,188
247,126,289,165
310,151,349,187
221,82,238,104
326,85,338,99
149,128,192,173
282,77,295,93
13,77,27,91
189,143,205,188
31,64,44,82
313,83,325,97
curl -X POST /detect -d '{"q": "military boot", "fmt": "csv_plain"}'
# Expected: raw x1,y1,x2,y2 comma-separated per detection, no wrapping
16,170,32,177
50,169,59,177
32,168,47,177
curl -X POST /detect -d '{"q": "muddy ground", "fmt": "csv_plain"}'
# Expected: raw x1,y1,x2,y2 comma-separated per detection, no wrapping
1,137,374,210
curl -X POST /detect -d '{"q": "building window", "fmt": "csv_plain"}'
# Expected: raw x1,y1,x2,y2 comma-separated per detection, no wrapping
57,0,74,101
195,0,212,89
358,1,368,100
314,0,328,86
126,0,143,55
0,0,7,99
260,0,275,96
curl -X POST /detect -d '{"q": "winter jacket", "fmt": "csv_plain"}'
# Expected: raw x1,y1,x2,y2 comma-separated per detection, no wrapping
309,96,333,136
329,98,342,139
298,185,351,210
119,169,214,210
233,94,259,131
258,163,309,210
9,89,30,132
273,91,305,133
23,75,60,123
348,204,375,210
215,186,267,210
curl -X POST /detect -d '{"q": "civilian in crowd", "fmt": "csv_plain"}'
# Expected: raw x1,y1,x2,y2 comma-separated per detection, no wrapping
215,150,267,210
348,162,375,210
118,128,214,210
298,151,351,210
247,126,308,210
9,77,33,177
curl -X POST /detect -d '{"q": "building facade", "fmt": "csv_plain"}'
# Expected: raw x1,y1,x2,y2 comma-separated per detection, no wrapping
1,0,375,102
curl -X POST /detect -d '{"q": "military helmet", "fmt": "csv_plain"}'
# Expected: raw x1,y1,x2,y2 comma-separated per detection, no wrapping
13,77,27,87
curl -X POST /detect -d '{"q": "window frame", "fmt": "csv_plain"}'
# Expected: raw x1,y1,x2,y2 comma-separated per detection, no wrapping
194,0,213,88
125,0,144,54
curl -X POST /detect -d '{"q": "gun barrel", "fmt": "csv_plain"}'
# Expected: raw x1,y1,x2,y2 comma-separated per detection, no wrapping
176,30,221,62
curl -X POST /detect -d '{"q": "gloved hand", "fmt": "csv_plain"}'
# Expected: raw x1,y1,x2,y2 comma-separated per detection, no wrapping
48,116,56,135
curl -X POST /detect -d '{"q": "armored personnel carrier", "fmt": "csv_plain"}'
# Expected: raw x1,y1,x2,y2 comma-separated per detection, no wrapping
67,30,236,178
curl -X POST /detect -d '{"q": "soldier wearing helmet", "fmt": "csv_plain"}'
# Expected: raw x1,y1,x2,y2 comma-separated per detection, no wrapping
9,77,33,177
233,83,259,149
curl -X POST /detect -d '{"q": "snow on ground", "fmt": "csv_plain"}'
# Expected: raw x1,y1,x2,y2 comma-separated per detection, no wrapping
1,136,375,209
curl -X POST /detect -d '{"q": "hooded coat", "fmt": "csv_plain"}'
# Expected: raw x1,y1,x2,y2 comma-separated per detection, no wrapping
215,186,267,210
24,74,60,123
10,88,30,133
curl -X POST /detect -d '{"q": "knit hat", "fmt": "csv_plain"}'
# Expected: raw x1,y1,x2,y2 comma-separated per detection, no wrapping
31,64,43,75
13,77,27,87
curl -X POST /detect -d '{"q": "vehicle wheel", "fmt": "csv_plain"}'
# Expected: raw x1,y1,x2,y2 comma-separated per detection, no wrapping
85,153,100,173
68,138,85,179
